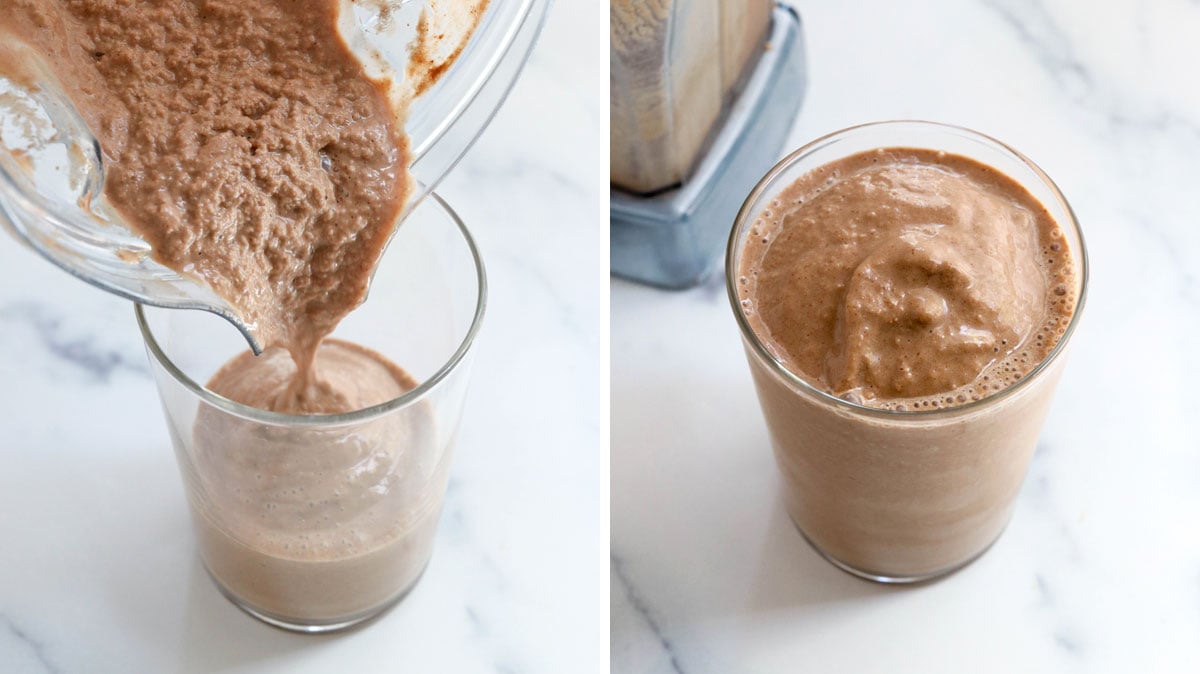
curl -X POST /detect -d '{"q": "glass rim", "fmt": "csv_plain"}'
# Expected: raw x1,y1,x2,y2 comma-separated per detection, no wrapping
135,190,487,427
725,119,1090,420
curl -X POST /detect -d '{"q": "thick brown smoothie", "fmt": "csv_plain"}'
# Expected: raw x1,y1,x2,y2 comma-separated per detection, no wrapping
736,146,1080,578
1,0,483,621
0,0,409,386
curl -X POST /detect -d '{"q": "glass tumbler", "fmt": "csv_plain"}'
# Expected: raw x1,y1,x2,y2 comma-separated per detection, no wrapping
727,121,1088,583
137,192,485,631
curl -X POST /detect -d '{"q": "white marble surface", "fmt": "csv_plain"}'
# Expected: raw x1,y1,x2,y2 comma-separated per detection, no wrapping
612,1,1200,672
0,2,604,672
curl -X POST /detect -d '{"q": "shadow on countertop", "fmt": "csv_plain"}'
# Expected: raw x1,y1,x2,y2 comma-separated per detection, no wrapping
174,558,333,673
745,497,901,613
81,446,331,671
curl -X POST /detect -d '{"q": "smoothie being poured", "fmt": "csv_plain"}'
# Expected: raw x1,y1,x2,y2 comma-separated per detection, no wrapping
0,0,507,630
0,0,485,413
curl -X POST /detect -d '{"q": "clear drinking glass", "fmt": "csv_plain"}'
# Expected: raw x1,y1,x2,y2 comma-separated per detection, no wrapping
137,192,485,631
726,121,1088,583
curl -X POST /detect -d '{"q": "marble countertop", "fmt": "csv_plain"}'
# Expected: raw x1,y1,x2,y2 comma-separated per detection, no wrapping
0,2,604,673
612,0,1200,672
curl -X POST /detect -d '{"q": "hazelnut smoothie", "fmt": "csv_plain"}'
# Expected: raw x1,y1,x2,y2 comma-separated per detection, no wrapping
732,133,1084,580
192,340,448,623
1,0,485,622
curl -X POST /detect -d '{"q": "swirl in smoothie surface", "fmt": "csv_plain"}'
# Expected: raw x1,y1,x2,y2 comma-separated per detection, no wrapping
738,147,1078,411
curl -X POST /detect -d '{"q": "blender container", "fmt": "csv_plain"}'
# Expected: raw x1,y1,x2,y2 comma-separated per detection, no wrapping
0,0,550,349
610,2,807,289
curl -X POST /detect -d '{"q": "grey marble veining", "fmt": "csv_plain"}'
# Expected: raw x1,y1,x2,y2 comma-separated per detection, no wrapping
0,615,60,674
611,556,686,674
0,302,147,382
980,0,1095,96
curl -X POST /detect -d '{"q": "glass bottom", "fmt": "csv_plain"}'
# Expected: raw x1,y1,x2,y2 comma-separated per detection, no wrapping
788,516,1005,585
203,560,430,633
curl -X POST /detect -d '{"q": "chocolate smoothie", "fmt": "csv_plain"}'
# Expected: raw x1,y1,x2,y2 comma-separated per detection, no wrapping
1,0,408,382
192,340,447,623
1,0,485,621
733,140,1083,579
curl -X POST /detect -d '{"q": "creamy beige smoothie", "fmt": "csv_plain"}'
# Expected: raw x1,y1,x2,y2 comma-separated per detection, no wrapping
733,139,1083,579
192,340,447,623
1,0,484,622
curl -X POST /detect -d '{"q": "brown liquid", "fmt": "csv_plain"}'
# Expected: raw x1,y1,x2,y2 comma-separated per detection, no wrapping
739,148,1078,409
190,340,447,623
1,0,409,404
737,147,1080,578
